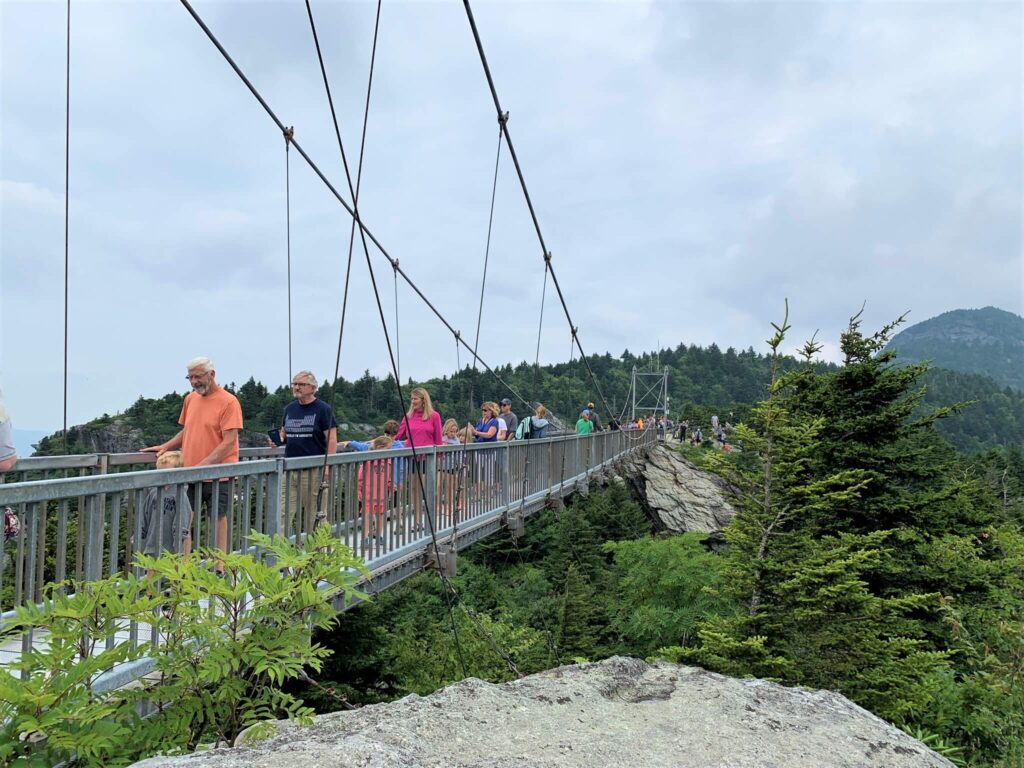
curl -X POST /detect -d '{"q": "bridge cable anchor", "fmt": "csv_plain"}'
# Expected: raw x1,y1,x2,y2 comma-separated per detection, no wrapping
502,509,525,540
426,540,457,579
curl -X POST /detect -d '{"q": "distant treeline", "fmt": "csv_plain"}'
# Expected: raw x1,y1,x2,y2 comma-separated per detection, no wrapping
33,343,1024,456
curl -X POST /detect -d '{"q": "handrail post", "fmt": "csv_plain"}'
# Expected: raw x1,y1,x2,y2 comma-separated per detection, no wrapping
500,442,510,508
266,459,284,540
84,494,103,581
425,447,438,533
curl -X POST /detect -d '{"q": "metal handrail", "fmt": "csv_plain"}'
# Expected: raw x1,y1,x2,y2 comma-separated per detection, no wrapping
0,430,655,616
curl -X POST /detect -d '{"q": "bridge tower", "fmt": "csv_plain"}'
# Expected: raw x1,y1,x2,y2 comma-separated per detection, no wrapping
629,365,669,427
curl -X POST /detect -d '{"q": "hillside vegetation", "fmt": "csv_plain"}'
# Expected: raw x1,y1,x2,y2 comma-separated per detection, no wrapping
34,333,1024,456
305,313,1024,768
12,311,1024,768
886,306,1024,391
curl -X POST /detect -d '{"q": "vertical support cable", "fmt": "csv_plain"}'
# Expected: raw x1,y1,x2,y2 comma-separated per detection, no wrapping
393,260,401,383
62,0,71,454
284,126,294,382
472,119,505,369
533,254,550,393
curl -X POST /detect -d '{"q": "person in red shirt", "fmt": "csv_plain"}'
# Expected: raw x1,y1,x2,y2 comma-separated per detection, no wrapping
143,357,243,561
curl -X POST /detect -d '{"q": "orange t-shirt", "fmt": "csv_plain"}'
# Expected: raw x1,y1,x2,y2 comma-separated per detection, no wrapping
178,388,243,467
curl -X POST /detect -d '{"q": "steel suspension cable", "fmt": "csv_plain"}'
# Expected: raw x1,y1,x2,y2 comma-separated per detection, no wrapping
62,0,70,454
177,0,532,416
461,0,618,426
175,6,595,675
300,0,378,523
303,0,377,459
303,0,476,679
472,121,505,370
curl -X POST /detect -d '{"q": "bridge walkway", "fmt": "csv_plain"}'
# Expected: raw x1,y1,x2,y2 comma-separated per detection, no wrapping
0,430,655,689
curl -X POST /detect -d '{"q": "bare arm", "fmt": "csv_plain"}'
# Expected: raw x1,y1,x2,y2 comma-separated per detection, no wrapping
0,454,16,472
141,430,183,455
198,429,240,466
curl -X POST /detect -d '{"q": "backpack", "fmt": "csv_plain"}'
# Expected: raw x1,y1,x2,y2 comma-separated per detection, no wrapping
515,416,533,440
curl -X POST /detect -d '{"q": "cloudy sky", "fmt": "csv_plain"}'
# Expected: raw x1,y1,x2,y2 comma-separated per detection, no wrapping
1,0,1021,438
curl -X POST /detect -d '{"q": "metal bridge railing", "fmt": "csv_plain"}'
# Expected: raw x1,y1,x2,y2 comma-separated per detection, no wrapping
0,430,654,633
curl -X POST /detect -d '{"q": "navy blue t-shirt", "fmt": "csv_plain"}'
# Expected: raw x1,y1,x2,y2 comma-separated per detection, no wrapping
474,417,499,443
282,399,338,458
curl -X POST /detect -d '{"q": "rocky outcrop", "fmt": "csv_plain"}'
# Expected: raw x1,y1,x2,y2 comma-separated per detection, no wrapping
130,657,953,768
609,444,737,533
70,420,145,454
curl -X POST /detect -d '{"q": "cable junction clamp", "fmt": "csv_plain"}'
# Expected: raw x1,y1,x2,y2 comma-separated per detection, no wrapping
283,125,294,146
498,110,509,126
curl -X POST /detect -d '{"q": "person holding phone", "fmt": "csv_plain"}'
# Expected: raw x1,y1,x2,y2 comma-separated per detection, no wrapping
275,370,338,536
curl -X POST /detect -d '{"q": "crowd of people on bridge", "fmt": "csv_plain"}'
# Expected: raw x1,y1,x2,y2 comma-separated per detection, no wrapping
135,357,627,554
0,357,733,568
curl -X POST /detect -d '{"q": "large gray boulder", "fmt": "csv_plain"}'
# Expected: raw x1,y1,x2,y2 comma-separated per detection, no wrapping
130,657,952,768
613,444,737,532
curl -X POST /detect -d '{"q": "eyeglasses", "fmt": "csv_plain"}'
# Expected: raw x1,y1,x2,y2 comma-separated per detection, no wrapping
185,373,210,381
291,382,314,388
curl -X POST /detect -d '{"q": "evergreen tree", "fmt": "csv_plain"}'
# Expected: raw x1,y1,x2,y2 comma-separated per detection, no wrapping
556,563,602,660
669,305,949,722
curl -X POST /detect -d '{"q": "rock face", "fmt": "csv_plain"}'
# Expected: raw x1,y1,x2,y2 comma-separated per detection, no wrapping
130,657,953,768
611,444,737,533
70,420,145,454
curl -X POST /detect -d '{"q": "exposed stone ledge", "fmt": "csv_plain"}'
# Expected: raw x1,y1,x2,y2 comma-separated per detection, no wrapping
603,444,738,533
130,657,952,768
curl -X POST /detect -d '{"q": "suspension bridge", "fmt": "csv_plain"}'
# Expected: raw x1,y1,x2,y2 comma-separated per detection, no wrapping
1,0,673,698
0,430,656,691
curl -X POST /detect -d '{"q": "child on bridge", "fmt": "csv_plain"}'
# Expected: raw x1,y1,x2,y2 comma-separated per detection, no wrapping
140,450,194,562
357,435,394,554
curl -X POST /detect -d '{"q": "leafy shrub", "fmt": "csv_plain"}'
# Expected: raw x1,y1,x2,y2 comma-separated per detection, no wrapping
0,525,366,766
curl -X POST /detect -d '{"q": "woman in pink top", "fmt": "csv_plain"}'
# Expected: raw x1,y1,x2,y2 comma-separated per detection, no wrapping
395,387,443,533
395,387,444,447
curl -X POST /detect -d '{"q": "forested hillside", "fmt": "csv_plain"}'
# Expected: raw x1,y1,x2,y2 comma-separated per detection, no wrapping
33,336,1024,455
886,307,1024,391
919,368,1024,452
13,314,1024,768
303,315,1024,768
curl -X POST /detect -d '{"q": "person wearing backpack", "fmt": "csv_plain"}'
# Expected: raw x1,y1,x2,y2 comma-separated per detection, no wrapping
532,405,550,438
516,404,550,440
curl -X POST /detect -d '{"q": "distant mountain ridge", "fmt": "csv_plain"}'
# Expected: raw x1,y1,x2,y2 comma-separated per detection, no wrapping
886,307,1024,391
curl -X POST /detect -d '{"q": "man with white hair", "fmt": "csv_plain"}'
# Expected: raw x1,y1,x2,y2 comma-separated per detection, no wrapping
275,370,337,535
143,357,243,560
